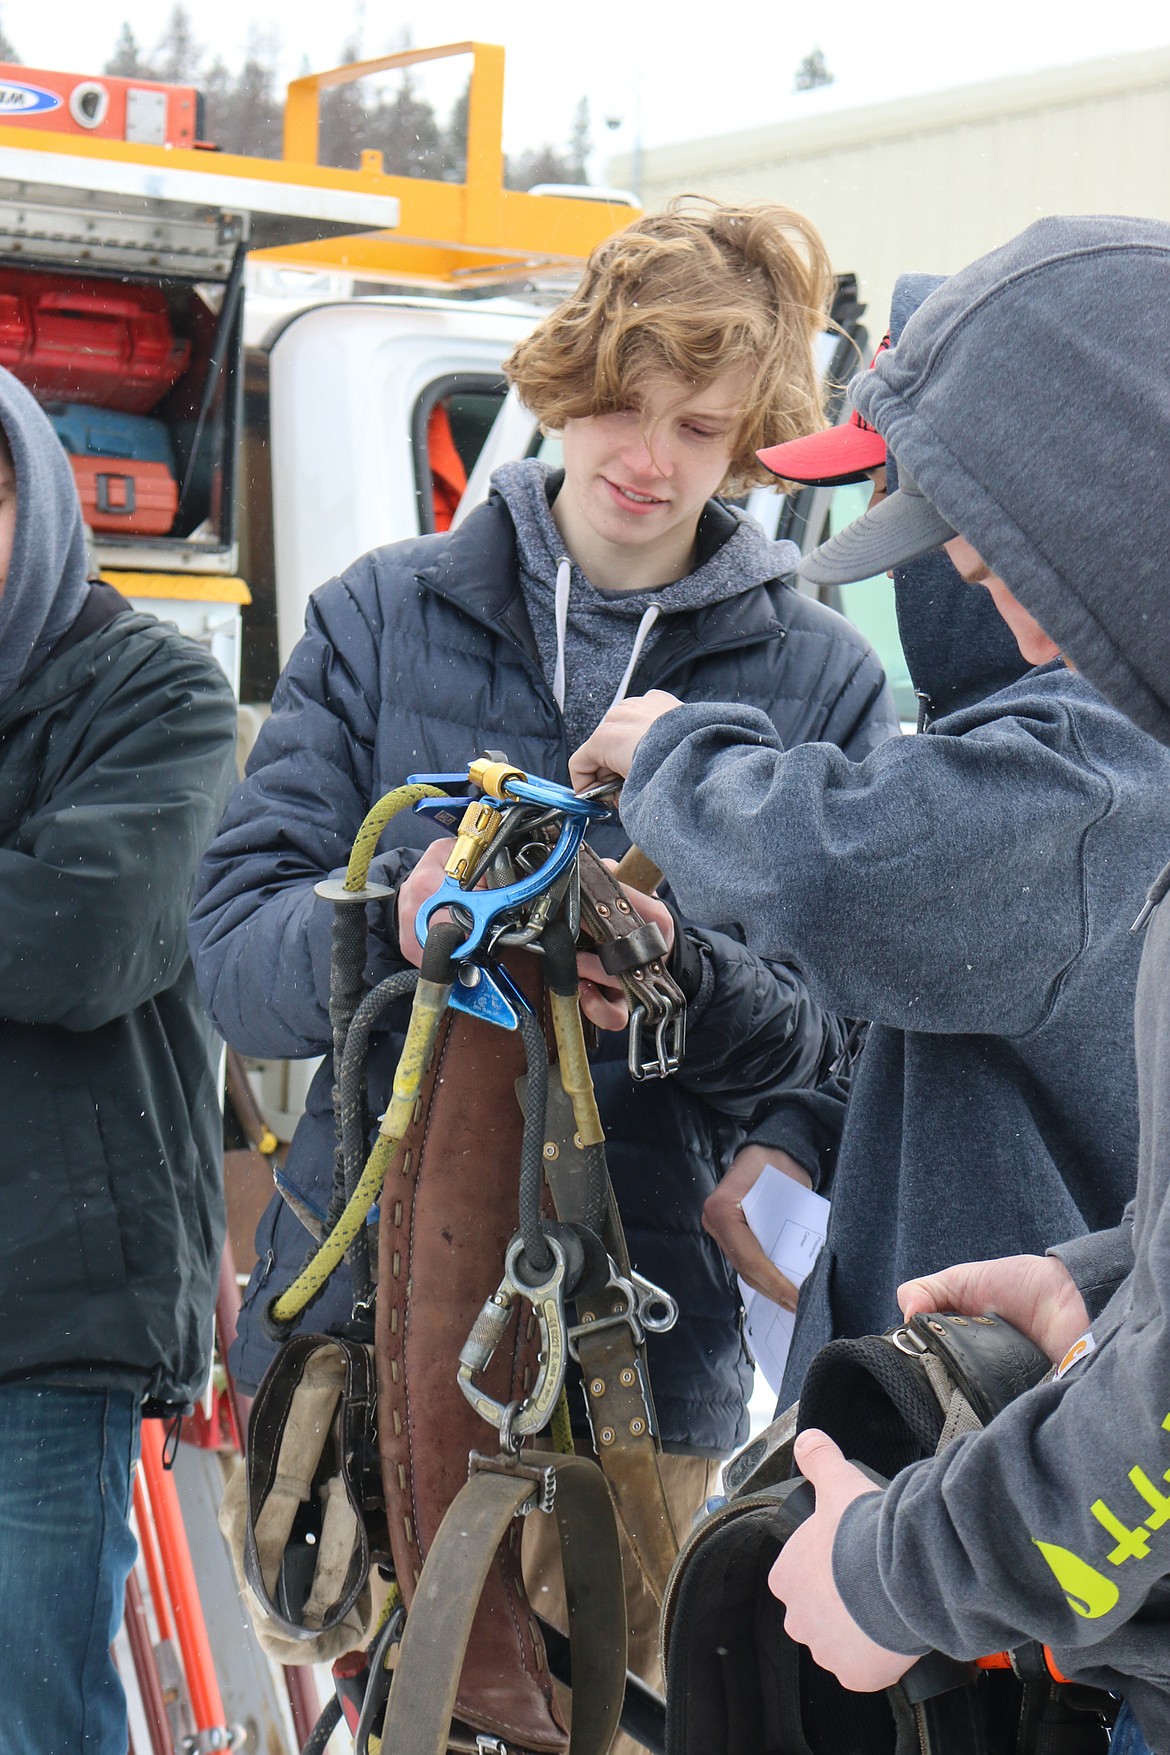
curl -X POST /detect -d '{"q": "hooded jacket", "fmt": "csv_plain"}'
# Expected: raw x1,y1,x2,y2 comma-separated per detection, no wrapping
835,216,1170,1753
0,367,237,1408
626,219,1170,1741
190,463,897,1451
623,273,1170,1407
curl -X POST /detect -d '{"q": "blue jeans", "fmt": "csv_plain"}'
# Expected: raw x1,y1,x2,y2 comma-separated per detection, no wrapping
1111,1703,1155,1754
0,1384,140,1755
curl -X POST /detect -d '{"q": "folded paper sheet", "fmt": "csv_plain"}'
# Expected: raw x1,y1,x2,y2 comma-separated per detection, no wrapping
738,1166,831,1395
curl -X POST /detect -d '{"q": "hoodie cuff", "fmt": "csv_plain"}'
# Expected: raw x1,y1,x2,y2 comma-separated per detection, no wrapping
1048,1211,1135,1320
831,1491,932,1659
625,701,780,795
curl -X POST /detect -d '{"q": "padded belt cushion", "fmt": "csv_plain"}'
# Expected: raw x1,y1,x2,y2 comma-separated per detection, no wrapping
796,1337,944,1473
663,1489,915,1755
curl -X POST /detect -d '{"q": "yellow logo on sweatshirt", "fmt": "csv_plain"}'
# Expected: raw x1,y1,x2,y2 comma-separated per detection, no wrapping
1034,1411,1170,1619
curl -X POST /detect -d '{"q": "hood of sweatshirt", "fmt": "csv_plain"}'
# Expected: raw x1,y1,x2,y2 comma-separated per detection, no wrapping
855,216,1170,746
886,274,1032,721
492,457,800,749
0,366,89,708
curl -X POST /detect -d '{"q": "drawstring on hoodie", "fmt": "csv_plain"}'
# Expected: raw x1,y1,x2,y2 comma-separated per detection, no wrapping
552,558,570,710
1132,856,1170,933
552,555,662,716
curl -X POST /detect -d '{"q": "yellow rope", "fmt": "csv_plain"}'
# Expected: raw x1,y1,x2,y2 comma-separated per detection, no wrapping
271,1131,398,1322
345,784,446,893
271,784,450,1324
549,990,606,1147
551,1387,574,1455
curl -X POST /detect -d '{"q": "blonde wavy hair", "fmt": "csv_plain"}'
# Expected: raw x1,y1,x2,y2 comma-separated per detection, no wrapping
504,197,834,494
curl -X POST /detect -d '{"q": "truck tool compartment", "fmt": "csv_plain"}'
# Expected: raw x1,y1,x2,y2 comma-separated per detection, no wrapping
0,271,191,408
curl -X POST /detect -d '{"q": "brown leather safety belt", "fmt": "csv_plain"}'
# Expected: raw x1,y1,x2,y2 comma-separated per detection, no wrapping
377,966,570,1753
380,1451,626,1755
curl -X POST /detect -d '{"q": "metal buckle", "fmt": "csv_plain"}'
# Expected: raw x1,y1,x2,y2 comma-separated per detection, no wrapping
468,1450,557,1515
628,1003,686,1080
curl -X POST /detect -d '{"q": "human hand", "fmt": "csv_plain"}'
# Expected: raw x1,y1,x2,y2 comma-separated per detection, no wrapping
396,838,456,968
568,691,684,792
576,870,676,1031
768,1429,919,1691
702,1147,810,1310
898,1254,1089,1364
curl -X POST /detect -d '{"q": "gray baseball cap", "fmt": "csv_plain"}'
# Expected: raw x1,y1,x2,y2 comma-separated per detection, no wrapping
798,469,957,587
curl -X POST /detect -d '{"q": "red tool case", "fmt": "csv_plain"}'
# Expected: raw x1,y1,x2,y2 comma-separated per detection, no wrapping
69,456,178,536
0,271,191,412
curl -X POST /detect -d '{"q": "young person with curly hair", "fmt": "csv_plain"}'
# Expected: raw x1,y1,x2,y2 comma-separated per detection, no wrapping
190,199,897,1738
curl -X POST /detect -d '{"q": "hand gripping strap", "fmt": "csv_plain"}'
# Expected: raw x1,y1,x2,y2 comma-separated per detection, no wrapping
380,1454,627,1755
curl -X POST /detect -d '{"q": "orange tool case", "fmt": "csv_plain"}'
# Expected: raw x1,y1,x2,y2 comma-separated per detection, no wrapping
69,457,178,537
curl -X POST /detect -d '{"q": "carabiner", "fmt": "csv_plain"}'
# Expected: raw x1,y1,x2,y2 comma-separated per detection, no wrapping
457,1233,569,1445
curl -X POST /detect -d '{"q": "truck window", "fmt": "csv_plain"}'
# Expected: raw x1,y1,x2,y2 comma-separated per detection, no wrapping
814,481,916,723
413,374,507,533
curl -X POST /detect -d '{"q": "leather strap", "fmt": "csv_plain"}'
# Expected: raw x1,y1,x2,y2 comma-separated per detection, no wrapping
536,1068,681,1607
572,1313,680,1605
380,1453,626,1755
578,847,685,1079
244,1333,382,1642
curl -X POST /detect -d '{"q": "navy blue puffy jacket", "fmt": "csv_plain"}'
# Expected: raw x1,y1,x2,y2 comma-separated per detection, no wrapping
190,491,897,1451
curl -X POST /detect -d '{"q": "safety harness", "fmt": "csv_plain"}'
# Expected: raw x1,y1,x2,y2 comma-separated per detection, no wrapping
230,757,688,1754
661,1312,1117,1755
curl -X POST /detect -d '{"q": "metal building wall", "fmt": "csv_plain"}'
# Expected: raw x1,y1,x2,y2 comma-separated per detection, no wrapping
613,48,1170,340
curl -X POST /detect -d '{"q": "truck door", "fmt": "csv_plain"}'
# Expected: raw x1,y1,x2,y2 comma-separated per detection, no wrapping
266,299,540,666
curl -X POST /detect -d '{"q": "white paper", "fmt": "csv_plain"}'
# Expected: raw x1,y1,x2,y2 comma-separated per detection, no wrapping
737,1166,831,1396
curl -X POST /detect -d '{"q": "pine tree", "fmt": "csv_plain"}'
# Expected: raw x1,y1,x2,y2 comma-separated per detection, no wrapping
506,144,577,191
568,97,591,182
379,70,446,178
202,27,282,156
444,79,469,183
0,5,18,64
104,23,150,78
793,47,834,92
318,33,367,170
153,4,201,85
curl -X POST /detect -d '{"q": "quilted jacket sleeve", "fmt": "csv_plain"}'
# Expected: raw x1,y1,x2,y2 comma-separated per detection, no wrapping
190,564,421,1059
0,630,236,1032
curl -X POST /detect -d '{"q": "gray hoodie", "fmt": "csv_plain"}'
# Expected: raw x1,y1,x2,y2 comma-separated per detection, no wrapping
492,459,802,754
624,219,1170,1740
830,216,1170,1745
0,369,89,703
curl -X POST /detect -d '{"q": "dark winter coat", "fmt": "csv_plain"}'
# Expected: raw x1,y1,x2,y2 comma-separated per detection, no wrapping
190,482,898,1452
0,365,237,1410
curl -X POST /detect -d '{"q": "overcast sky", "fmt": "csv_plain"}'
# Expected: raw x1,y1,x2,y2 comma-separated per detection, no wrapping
9,1,1170,168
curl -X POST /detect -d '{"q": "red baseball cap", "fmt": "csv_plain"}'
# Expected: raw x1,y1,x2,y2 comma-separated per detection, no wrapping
757,335,889,486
